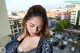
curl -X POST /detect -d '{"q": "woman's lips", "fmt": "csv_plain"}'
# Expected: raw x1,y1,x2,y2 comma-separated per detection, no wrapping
32,33,37,35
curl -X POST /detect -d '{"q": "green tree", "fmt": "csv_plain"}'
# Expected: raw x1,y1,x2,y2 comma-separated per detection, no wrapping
54,22,64,32
60,19,71,29
55,16,60,21
54,19,71,32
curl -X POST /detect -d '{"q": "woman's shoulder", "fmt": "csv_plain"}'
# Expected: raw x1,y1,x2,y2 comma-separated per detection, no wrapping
5,33,21,53
5,39,19,53
5,33,20,46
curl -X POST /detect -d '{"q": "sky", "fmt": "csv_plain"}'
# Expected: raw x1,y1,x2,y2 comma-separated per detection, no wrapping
5,0,74,11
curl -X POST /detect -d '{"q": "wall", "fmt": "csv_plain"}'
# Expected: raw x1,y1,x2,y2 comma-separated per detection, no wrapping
0,0,11,47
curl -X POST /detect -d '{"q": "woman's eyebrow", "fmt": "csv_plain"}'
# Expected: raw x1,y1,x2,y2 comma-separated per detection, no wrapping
30,22,43,26
30,23,35,25
38,25,43,27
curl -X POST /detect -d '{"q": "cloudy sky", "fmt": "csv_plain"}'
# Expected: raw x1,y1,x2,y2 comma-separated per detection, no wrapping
5,0,72,11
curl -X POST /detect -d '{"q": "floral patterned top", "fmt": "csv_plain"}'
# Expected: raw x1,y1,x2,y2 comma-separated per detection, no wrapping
5,33,53,53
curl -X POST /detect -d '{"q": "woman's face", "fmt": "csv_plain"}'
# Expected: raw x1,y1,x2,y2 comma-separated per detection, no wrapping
26,16,43,36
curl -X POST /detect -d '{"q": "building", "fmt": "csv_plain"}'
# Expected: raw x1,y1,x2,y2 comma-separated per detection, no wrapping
0,0,11,47
46,8,71,21
70,4,80,27
8,12,23,40
0,1,24,47
60,11,71,20
9,18,23,37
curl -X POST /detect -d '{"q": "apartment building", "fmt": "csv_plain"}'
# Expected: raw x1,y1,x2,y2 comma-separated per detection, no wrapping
70,4,80,26
60,11,71,20
8,12,23,40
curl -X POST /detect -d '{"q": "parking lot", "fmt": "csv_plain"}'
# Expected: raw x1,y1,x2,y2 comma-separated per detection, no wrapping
50,31,80,53
53,44,80,53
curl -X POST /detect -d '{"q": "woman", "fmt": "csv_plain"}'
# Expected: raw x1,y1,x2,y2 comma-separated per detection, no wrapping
5,5,53,53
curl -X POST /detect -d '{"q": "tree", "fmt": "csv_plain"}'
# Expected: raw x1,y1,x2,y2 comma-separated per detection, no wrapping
55,16,60,21
54,19,71,32
60,19,71,29
54,22,64,32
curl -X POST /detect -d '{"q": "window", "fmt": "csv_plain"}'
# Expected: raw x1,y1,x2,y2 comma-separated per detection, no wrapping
11,30,13,33
19,28,22,32
17,21,19,24
13,25,17,28
10,26,13,29
18,24,21,27
14,21,17,25
14,29,17,33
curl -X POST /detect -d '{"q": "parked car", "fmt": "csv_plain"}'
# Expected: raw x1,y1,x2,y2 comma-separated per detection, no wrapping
63,39,68,45
59,44,66,50
70,45,76,52
52,38,60,46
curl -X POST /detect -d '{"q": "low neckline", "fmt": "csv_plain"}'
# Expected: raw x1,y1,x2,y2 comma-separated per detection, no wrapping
18,37,41,53
17,47,37,53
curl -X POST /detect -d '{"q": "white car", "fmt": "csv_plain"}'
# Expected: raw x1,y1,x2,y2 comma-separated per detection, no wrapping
63,40,68,45
70,46,76,52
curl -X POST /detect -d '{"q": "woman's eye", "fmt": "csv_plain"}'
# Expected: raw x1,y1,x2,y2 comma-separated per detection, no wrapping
30,25,34,27
38,26,42,29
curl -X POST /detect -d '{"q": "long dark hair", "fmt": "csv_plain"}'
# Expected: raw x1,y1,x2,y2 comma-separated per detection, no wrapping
18,5,50,41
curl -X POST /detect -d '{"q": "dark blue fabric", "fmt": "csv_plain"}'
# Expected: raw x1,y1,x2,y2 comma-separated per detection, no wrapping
5,33,53,53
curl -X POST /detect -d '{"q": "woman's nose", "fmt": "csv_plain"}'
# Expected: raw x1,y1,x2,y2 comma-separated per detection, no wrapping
33,27,38,33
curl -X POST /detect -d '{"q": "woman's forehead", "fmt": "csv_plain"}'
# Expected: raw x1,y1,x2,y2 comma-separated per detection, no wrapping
26,16,43,26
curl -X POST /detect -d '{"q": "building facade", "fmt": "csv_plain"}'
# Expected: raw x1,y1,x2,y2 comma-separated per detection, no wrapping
70,4,80,27
0,0,11,47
